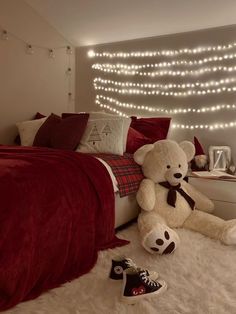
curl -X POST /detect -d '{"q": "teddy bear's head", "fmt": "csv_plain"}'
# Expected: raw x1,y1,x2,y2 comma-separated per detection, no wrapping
134,140,195,186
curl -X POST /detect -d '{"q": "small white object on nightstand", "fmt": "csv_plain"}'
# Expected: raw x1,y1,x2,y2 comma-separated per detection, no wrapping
189,173,236,220
208,146,231,171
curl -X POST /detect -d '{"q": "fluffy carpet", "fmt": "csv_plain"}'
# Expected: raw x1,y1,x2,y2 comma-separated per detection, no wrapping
5,223,236,314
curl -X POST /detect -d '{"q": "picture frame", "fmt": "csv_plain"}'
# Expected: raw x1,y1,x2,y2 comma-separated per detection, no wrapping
208,146,231,171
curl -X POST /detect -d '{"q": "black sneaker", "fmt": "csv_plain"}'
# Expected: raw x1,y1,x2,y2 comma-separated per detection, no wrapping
122,267,167,304
109,257,158,280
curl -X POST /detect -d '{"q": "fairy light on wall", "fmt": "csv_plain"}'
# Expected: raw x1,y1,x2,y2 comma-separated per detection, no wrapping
1,26,74,106
172,121,236,130
92,53,236,70
95,99,128,117
96,95,236,114
92,64,236,77
87,41,236,58
94,82,236,97
96,97,236,130
89,38,236,131
94,77,235,91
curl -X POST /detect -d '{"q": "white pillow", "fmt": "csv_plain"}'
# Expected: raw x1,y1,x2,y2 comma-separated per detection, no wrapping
16,117,47,146
77,118,124,155
88,112,131,151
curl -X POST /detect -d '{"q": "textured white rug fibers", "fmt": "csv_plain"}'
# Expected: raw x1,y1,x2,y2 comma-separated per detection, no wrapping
5,223,236,314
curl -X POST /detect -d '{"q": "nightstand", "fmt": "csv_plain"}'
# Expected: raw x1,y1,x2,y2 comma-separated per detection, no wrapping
188,174,236,220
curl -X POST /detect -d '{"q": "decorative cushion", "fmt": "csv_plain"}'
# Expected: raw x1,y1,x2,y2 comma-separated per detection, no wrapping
16,117,47,146
77,118,124,155
34,112,46,120
33,113,61,147
130,117,171,142
51,114,89,150
62,111,131,151
126,127,152,153
14,112,46,145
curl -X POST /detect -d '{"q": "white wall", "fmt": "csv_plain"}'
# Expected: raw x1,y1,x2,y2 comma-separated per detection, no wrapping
76,25,236,156
0,0,75,144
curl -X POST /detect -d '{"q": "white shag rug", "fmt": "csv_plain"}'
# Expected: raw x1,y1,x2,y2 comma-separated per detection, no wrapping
5,223,236,314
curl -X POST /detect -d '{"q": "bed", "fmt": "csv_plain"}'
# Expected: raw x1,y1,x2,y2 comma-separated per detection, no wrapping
0,145,141,311
2,120,236,312
0,112,171,311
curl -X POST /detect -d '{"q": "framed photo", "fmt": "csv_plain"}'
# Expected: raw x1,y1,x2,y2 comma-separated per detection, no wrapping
208,146,231,171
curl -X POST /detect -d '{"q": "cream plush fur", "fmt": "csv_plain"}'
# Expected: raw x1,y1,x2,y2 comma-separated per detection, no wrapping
134,139,236,254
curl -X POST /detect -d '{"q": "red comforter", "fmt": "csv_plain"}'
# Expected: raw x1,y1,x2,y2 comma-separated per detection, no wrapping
0,146,128,311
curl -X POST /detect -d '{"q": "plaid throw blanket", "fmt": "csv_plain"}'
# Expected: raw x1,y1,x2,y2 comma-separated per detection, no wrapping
94,153,144,197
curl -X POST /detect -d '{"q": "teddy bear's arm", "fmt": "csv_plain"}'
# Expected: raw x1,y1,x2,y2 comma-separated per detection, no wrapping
182,181,214,213
136,179,156,211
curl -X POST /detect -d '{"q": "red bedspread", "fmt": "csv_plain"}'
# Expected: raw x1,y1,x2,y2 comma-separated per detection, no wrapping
0,146,128,311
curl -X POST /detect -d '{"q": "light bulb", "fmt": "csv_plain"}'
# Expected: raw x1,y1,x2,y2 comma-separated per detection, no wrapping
49,49,55,58
26,44,34,55
88,50,95,58
66,46,73,55
66,67,72,75
1,30,8,40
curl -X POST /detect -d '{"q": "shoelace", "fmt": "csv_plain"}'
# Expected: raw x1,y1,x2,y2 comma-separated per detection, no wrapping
139,271,159,287
125,259,150,276
124,258,137,269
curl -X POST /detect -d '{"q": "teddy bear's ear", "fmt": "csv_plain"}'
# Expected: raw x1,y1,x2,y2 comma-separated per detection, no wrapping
179,141,195,162
133,144,154,165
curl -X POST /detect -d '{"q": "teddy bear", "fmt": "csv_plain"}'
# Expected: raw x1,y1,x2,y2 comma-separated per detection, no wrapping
134,139,236,255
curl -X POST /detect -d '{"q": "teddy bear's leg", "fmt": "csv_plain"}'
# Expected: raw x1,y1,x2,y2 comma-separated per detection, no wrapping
183,209,236,245
138,211,180,254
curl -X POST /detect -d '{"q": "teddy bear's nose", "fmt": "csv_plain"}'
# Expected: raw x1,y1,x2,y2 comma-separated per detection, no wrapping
174,173,182,178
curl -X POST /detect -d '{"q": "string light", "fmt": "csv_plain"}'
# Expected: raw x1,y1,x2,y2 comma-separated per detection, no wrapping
0,25,72,53
95,98,236,129
0,25,74,109
66,67,72,75
1,29,8,40
94,82,236,97
49,49,55,58
95,99,128,117
26,44,34,55
94,77,235,91
92,53,236,70
90,41,236,131
88,42,236,58
92,63,236,77
96,95,236,114
172,122,236,130
66,46,73,55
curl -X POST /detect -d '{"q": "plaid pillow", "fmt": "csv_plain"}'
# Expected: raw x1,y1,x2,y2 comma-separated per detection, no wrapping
94,153,144,197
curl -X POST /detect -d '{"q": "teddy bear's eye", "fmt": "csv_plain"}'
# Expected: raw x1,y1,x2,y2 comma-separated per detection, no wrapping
179,164,181,168
167,165,171,169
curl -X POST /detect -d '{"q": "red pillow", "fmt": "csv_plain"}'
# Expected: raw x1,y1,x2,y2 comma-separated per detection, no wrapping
34,112,46,120
51,114,89,150
126,127,152,153
33,113,61,147
14,112,46,145
61,112,80,119
130,117,171,142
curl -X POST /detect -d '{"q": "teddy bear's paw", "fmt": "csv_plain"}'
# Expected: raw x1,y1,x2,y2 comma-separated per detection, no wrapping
142,224,180,255
223,220,236,245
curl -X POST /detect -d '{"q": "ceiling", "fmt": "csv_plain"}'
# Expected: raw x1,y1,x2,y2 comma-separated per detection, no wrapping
25,0,236,47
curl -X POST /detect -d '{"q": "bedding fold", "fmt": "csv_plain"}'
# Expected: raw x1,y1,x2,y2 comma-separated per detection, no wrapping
0,146,128,311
